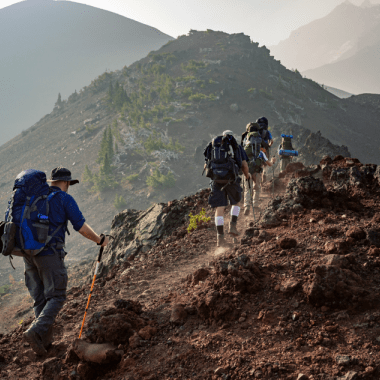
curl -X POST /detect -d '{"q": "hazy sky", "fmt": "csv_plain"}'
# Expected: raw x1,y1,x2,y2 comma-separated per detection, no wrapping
1,0,378,46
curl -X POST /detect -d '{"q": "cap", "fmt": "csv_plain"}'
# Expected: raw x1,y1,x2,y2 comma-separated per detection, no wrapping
47,167,79,185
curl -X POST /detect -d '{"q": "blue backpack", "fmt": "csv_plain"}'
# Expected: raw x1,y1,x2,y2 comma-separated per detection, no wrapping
1,169,64,258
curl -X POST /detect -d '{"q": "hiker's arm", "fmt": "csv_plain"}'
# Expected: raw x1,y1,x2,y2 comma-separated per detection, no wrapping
241,161,250,180
265,157,276,167
79,223,109,247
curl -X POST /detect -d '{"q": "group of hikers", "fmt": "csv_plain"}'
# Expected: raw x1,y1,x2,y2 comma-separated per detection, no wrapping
0,117,297,356
203,116,297,246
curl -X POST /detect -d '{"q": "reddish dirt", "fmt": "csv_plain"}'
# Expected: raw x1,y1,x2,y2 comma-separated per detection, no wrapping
1,156,380,380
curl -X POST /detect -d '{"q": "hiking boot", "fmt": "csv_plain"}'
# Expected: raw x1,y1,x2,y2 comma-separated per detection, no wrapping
217,234,226,247
228,222,239,236
23,329,47,356
41,325,54,350
244,207,250,216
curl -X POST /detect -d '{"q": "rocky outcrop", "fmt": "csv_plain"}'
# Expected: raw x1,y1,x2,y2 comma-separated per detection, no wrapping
259,176,326,227
99,190,210,276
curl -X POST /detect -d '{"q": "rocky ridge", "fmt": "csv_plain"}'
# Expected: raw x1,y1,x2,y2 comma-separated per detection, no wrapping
2,155,380,379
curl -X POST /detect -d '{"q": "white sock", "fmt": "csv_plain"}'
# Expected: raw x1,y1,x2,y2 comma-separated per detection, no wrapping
231,206,240,217
215,216,224,226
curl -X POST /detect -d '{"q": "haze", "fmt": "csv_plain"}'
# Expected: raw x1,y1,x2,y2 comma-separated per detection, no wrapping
2,0,379,47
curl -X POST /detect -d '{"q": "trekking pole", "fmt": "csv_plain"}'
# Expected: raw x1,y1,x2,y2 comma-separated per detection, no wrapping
272,163,275,199
78,234,113,339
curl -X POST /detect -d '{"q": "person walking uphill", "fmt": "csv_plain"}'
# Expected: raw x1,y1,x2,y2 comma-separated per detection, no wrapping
204,131,250,247
5,167,110,356
242,122,276,215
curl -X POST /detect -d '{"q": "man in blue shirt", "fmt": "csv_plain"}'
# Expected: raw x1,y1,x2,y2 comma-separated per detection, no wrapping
23,167,109,356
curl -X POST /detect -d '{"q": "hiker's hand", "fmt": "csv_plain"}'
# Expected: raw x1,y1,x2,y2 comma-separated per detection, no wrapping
245,173,251,180
101,236,109,247
271,157,276,164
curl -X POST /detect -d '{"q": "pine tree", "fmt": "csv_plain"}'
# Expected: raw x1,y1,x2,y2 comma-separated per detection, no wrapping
55,93,62,107
82,165,93,184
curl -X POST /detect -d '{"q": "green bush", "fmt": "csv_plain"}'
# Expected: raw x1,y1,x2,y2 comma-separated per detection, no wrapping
125,173,139,182
259,89,274,100
182,60,207,73
247,88,256,93
114,194,127,210
82,165,94,185
146,170,176,189
187,208,211,233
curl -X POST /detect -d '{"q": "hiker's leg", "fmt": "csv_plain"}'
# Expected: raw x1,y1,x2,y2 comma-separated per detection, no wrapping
243,176,253,213
253,173,262,208
29,252,67,338
209,182,228,245
225,178,242,235
24,256,46,319
262,149,270,182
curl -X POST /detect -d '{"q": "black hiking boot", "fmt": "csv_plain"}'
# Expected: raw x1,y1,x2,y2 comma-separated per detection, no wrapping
41,325,54,350
228,222,239,236
23,329,47,356
217,234,226,247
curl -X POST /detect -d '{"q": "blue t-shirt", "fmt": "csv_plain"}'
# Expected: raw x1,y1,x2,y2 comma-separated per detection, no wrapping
239,145,249,162
39,186,85,256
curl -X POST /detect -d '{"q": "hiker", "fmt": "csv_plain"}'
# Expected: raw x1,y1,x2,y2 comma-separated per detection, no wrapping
278,134,298,174
204,131,250,247
242,122,276,215
256,117,273,182
11,168,110,356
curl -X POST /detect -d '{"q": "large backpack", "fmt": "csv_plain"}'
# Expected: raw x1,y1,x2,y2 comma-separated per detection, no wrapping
206,135,239,184
244,131,264,173
1,169,64,258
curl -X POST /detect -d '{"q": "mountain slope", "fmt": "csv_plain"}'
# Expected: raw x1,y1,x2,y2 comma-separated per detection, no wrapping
0,29,379,287
269,1,380,93
2,158,380,379
0,0,172,145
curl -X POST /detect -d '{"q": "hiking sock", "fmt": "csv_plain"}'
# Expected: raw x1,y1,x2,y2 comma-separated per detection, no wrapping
231,206,240,223
215,216,224,235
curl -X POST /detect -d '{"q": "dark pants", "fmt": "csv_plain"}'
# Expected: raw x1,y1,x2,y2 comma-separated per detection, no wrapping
24,251,67,338
208,177,242,208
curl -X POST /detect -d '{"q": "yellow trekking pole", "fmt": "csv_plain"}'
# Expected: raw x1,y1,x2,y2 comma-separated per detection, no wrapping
79,234,112,339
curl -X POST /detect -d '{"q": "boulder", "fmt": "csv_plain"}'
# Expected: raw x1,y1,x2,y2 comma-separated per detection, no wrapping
346,227,366,240
42,358,62,380
278,238,297,249
73,340,120,364
170,304,187,325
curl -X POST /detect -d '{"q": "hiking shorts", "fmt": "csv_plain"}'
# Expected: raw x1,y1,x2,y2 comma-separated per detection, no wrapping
208,177,242,208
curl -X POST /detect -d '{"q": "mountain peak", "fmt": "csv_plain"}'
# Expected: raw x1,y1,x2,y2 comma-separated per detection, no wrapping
361,0,373,7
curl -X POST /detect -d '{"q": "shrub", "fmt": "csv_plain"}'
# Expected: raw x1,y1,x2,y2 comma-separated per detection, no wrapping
247,88,256,93
114,194,127,210
187,208,211,233
146,170,176,188
125,173,139,182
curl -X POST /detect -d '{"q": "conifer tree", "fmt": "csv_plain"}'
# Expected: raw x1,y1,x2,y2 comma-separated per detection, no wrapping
55,93,62,107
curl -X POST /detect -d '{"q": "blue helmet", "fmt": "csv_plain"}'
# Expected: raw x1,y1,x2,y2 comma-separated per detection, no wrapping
256,116,268,126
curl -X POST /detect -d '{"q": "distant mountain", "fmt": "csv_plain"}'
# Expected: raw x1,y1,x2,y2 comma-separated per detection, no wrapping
0,0,172,146
325,86,353,99
270,1,380,94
